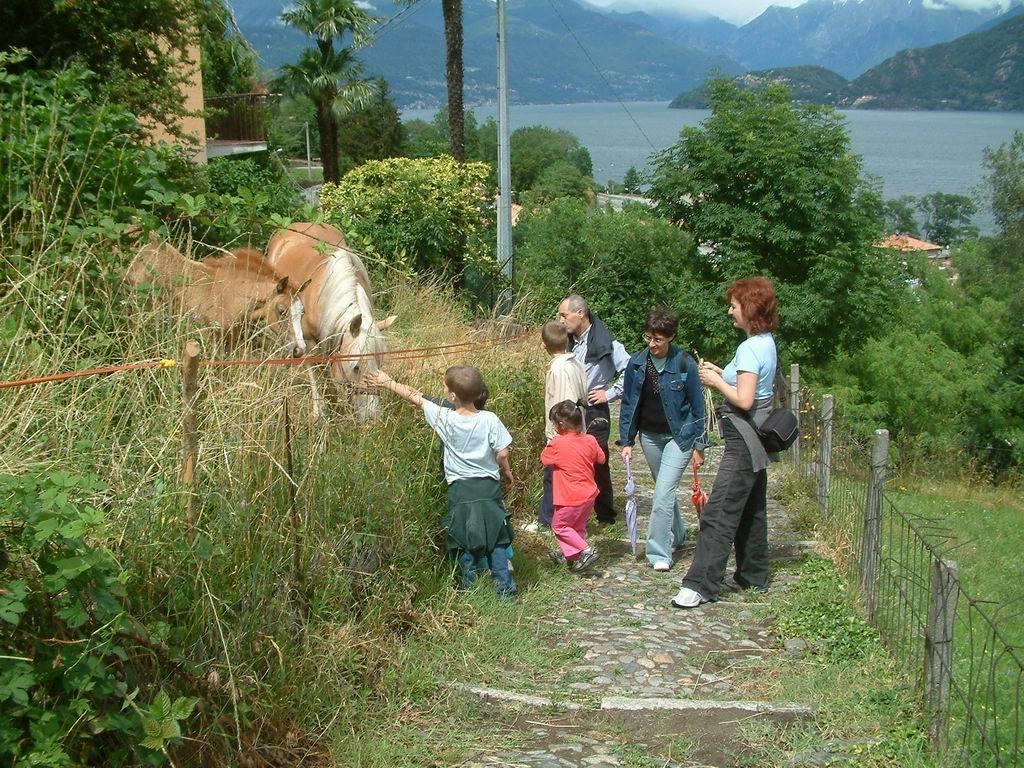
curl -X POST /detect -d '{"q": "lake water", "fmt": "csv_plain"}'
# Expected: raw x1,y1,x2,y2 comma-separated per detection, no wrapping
403,102,1024,233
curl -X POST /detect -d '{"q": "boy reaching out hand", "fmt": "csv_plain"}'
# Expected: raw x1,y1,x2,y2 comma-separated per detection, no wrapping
368,366,516,597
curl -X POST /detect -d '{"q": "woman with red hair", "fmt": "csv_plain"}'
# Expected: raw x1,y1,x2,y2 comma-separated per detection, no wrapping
672,277,779,609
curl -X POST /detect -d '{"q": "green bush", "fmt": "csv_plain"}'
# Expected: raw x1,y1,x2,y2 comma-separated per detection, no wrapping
319,156,495,283
0,471,194,766
200,156,303,246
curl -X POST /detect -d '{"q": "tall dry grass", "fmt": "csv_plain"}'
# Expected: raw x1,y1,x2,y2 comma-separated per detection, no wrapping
1,207,547,764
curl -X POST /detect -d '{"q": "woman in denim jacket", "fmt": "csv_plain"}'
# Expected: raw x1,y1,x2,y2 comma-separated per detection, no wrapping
618,307,706,571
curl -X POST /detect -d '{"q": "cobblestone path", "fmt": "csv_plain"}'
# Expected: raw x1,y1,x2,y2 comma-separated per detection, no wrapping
454,442,821,767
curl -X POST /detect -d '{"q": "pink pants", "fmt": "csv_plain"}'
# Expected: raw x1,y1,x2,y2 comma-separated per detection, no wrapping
552,494,597,560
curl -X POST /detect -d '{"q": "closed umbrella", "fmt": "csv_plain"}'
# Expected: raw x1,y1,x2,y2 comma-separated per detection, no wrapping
691,455,707,520
624,455,639,556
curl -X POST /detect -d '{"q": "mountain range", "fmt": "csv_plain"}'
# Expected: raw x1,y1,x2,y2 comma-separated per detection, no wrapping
234,0,741,106
670,12,1024,111
617,0,1017,79
230,0,1023,107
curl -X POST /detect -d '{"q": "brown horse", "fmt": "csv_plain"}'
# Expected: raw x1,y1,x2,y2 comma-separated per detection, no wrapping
266,222,396,420
126,234,307,357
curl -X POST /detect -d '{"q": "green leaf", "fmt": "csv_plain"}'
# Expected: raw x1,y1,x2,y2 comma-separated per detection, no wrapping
149,689,172,721
0,581,28,625
169,696,197,722
159,718,180,740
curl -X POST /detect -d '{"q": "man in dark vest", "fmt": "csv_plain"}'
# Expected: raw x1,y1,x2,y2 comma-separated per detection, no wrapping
557,294,629,524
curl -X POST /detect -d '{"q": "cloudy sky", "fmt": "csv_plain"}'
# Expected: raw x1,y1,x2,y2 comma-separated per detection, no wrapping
582,0,1011,25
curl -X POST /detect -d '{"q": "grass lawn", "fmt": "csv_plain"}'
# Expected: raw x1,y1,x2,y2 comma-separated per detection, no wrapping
285,165,323,186
886,477,1024,642
784,464,1024,767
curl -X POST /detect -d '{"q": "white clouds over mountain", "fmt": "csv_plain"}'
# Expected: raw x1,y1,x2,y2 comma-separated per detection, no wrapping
584,0,1011,25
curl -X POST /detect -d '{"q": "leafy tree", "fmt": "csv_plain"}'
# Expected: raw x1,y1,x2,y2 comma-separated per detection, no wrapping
510,126,593,194
198,0,261,96
406,110,497,166
404,118,449,159
622,166,643,194
267,95,319,157
983,130,1024,251
648,80,896,364
277,0,374,183
955,131,1024,469
525,161,590,205
338,78,406,174
319,156,493,280
515,199,710,349
916,192,978,245
813,256,1005,466
0,0,202,130
883,195,919,235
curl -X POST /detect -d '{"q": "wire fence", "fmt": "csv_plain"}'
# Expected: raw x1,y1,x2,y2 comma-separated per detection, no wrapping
785,369,1022,767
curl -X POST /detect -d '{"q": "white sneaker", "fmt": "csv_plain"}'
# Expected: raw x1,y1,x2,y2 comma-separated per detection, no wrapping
652,561,671,572
671,587,708,609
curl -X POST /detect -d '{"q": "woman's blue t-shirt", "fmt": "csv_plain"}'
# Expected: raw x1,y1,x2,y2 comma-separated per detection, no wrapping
722,333,777,401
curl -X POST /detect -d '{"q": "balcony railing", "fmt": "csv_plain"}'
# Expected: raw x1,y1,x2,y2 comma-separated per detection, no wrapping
204,93,274,157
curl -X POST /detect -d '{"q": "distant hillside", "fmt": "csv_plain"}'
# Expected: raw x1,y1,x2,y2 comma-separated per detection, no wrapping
232,0,741,107
613,0,1017,80
669,14,1024,112
728,0,1011,79
848,13,1024,110
669,66,850,108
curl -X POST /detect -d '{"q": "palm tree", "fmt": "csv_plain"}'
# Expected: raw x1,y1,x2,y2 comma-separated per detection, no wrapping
442,0,465,161
395,0,464,161
278,0,373,183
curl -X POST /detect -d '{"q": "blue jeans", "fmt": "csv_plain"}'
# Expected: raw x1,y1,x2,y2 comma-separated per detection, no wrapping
457,547,516,597
638,431,692,568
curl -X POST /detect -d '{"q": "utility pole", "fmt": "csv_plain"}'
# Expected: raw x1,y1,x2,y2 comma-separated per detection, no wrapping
305,122,312,174
496,0,513,312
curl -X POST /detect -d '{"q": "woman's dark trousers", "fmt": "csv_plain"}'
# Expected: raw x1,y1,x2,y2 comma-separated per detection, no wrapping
681,419,769,600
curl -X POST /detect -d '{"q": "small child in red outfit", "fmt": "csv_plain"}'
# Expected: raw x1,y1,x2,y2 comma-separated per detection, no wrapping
540,400,606,572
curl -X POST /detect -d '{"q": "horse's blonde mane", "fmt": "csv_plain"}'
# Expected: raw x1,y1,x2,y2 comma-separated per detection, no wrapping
318,248,385,354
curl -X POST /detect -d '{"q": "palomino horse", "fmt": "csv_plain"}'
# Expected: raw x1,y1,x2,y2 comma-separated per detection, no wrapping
266,222,396,420
126,234,307,357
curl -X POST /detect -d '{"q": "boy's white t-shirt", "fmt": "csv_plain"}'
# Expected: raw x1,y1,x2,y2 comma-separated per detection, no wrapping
421,399,513,484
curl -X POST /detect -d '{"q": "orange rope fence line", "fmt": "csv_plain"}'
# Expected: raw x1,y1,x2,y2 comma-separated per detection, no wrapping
0,330,533,391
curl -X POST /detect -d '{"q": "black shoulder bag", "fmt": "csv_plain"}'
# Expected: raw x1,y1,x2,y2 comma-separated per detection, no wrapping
756,365,799,453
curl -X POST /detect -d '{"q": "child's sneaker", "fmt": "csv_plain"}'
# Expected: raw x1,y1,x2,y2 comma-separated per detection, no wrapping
571,548,599,573
548,549,568,566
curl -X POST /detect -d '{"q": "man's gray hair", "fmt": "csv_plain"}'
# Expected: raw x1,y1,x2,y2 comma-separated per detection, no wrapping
563,294,589,314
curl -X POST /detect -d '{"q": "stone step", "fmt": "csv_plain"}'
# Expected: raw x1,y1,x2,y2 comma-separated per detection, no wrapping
452,684,814,768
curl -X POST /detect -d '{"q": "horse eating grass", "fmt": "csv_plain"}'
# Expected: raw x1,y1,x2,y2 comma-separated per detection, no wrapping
126,234,307,358
266,222,396,421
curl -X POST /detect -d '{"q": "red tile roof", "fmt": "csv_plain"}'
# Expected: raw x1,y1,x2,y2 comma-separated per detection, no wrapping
876,234,944,252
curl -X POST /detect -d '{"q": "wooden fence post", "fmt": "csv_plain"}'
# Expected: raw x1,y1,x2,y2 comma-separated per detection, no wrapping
283,399,308,620
925,558,960,752
789,363,801,466
181,340,202,544
861,428,889,620
817,394,834,513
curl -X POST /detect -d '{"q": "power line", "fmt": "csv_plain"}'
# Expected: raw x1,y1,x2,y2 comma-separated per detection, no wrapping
372,0,428,40
543,0,658,154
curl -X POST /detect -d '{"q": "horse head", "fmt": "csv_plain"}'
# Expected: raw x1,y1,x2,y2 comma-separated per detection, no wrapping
249,275,308,359
333,310,397,422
